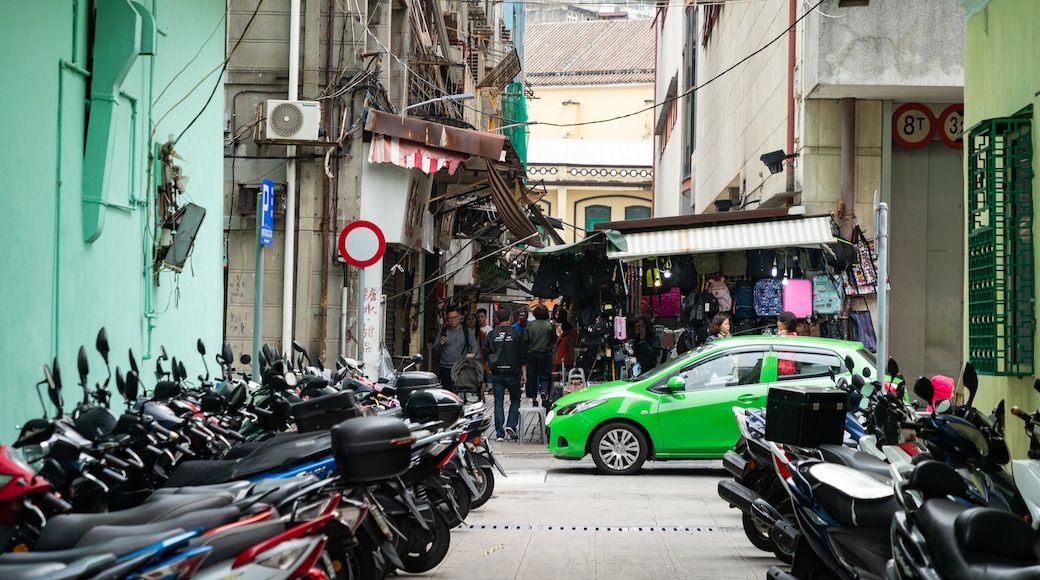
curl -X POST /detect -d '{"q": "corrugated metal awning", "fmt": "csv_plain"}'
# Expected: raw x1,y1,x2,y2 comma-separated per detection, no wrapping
364,109,507,160
606,216,834,261
486,158,544,248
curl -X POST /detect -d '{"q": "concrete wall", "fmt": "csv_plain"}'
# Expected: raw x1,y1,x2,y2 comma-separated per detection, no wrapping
805,0,964,99
653,3,689,216
962,0,1040,459
0,0,227,438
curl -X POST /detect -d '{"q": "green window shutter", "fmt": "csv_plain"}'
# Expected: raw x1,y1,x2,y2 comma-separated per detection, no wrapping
967,115,1034,376
625,206,651,221
585,205,611,232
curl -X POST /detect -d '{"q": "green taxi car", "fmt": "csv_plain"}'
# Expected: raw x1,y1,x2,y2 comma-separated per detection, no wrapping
546,336,877,475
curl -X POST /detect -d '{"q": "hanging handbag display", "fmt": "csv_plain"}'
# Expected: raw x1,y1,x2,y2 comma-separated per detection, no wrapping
848,298,877,353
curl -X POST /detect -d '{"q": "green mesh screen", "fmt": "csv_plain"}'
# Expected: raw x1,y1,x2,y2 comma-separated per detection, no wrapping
500,81,528,167
967,115,1034,376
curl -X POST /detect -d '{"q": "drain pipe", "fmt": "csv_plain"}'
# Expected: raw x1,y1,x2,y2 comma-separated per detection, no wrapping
840,97,856,238
282,0,300,358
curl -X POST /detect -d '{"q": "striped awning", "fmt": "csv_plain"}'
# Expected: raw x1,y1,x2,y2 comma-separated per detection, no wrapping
605,216,834,261
367,134,470,175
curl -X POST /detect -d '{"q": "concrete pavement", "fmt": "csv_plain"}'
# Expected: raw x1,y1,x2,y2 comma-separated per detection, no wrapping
416,437,779,579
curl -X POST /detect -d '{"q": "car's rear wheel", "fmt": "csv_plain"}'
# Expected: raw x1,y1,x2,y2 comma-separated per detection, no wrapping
591,422,648,475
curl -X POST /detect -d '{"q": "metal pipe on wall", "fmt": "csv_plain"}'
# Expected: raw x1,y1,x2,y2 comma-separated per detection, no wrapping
786,0,796,192
840,97,856,238
282,0,301,358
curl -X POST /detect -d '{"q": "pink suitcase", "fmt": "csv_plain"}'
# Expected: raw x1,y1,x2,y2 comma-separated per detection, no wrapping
782,278,813,319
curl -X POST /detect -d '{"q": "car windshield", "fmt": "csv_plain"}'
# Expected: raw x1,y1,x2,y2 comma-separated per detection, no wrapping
623,342,716,381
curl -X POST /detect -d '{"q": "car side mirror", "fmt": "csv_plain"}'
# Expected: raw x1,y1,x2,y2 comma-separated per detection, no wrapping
665,376,685,392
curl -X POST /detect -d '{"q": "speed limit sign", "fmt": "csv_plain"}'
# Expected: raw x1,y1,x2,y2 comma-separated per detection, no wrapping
892,103,936,150
937,104,964,150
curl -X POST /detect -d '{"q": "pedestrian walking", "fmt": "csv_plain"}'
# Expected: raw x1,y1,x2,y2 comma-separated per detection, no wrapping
484,309,527,441
465,311,491,400
633,315,661,376
477,307,494,335
432,306,480,392
524,304,555,406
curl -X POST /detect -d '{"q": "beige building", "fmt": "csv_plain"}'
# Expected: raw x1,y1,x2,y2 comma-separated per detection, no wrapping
653,0,965,382
524,20,656,243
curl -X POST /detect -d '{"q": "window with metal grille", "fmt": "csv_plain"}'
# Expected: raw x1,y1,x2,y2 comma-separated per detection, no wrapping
585,205,611,232
967,112,1034,376
625,206,650,221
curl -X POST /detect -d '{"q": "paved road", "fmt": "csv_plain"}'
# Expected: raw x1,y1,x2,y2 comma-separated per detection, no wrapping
414,440,779,579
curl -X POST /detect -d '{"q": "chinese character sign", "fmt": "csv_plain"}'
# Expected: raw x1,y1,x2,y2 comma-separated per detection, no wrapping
362,262,383,372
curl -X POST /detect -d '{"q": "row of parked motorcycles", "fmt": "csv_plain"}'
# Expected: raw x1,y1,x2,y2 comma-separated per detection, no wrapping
717,357,1040,579
0,328,505,579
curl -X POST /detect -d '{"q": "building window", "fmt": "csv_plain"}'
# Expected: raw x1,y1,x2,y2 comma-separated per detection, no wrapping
585,205,611,232
967,112,1034,376
625,206,650,220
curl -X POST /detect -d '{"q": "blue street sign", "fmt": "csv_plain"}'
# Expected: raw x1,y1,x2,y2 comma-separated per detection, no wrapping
260,179,274,246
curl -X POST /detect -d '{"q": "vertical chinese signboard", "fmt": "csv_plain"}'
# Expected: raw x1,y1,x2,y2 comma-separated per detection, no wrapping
337,221,386,372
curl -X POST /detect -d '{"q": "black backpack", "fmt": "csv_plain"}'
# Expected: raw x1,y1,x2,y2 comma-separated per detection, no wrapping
531,256,561,298
685,291,719,326
557,255,582,296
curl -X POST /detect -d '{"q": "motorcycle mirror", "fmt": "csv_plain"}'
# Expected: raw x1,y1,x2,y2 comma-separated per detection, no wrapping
219,342,233,367
115,367,126,398
284,371,298,388
852,374,866,389
96,328,110,365
262,344,276,366
197,338,206,356
52,357,63,392
77,345,90,404
240,353,252,366
859,397,871,411
45,363,64,418
154,380,181,400
412,353,425,363
914,376,934,405
886,357,900,377
177,360,187,382
125,370,140,403
935,399,953,414
862,366,872,378
859,382,874,398
963,362,978,408
292,340,306,354
844,355,855,373
160,345,169,361
129,348,139,374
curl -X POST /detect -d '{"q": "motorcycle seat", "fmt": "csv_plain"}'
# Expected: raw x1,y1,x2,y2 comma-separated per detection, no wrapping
189,520,286,565
920,500,1040,579
818,443,893,479
148,480,255,498
0,530,182,565
77,506,243,547
34,492,234,551
804,462,898,527
0,554,117,580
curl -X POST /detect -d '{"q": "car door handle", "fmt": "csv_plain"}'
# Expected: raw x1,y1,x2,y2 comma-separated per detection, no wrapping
736,394,758,404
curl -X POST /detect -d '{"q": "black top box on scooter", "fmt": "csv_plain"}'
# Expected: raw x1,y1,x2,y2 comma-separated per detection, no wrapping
394,371,441,405
765,386,847,447
404,388,464,428
333,416,415,484
291,389,360,432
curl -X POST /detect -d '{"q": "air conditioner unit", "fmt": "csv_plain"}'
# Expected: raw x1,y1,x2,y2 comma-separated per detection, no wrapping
265,99,321,141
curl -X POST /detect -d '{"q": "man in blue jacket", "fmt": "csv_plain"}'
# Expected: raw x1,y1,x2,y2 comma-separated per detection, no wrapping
484,309,527,441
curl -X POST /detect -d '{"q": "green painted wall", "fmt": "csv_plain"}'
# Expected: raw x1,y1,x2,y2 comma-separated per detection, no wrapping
0,0,226,440
962,0,1040,458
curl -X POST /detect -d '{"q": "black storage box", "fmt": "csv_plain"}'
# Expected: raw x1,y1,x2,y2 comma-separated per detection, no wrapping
394,371,441,405
291,390,360,432
404,388,463,427
333,416,414,484
765,386,847,447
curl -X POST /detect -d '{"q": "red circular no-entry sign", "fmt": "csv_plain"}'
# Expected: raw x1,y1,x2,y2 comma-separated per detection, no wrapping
338,220,386,268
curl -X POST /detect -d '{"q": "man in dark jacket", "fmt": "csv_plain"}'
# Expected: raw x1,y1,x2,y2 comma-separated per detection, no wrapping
484,309,527,441
524,304,556,406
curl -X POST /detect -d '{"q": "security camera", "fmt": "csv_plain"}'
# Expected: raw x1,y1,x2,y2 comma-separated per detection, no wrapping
760,150,797,175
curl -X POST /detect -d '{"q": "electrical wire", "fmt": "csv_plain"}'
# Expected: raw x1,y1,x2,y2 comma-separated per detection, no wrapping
154,0,267,148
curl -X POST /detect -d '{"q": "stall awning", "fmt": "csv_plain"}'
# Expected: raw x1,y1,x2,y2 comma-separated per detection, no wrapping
368,134,471,175
605,216,834,261
532,230,627,255
364,109,507,160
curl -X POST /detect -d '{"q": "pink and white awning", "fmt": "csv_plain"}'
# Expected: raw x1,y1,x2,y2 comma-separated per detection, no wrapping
367,134,471,175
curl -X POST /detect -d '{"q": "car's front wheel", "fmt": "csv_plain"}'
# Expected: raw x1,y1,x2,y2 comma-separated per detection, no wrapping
591,422,648,475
